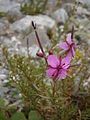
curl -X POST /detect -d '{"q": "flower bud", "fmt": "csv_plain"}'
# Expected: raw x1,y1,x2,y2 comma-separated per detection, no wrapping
36,52,44,57
49,50,53,55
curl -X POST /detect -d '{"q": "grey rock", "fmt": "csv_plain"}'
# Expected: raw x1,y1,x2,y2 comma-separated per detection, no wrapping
0,36,13,47
0,24,51,57
0,0,20,13
0,36,21,48
0,22,7,35
0,20,9,35
7,7,23,22
83,77,90,90
3,79,9,84
10,36,22,49
17,47,28,56
13,28,51,56
63,3,75,15
46,0,57,13
0,87,9,97
76,0,90,7
52,8,68,24
10,15,55,34
77,6,90,16
0,68,8,75
10,0,27,4
10,16,33,34
62,0,75,3
0,35,28,56
23,28,51,47
29,45,39,58
87,39,90,46
0,74,7,81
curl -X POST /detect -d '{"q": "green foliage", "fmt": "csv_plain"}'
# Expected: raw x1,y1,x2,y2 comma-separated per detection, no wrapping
29,110,43,120
20,0,48,15
0,111,7,120
1,38,90,119
1,12,90,118
0,12,6,18
7,54,47,105
81,108,90,120
59,104,78,120
10,112,26,120
0,98,5,108
0,1,90,119
20,0,62,15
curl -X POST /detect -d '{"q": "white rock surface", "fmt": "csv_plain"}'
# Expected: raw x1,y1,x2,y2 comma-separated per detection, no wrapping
10,15,55,33
22,28,51,47
77,6,90,16
7,7,23,22
52,8,68,24
0,20,9,35
0,87,9,97
77,0,90,7
63,3,75,15
29,45,39,57
0,74,7,80
83,77,90,90
0,0,20,13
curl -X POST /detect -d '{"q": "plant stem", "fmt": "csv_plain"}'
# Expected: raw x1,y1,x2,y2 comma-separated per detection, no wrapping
71,25,74,40
32,21,47,64
52,80,56,98
70,64,81,67
26,38,30,57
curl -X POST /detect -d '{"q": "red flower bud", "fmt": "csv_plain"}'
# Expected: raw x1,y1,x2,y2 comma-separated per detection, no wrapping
36,52,44,57
49,50,53,55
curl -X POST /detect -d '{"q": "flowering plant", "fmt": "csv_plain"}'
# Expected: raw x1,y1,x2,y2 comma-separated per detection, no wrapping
0,22,90,120
32,22,76,81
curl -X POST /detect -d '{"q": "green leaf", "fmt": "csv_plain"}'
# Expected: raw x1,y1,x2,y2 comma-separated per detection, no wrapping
29,110,43,120
81,108,90,120
0,98,5,108
0,111,6,120
10,112,26,120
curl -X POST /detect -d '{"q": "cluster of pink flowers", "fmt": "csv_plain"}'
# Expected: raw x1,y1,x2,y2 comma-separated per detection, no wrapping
32,21,76,81
46,33,76,80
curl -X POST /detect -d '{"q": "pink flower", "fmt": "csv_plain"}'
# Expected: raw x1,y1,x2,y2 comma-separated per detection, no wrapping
46,55,70,80
59,33,76,61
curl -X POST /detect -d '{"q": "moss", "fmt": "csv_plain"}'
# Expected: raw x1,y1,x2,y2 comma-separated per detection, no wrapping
20,0,48,15
0,12,6,18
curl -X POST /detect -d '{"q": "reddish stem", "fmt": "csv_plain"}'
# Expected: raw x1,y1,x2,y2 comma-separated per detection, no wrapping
32,21,47,64
52,80,56,97
70,64,81,68
71,25,74,40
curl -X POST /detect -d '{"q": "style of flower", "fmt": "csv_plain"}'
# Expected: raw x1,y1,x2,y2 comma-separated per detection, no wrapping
59,33,76,61
46,55,70,80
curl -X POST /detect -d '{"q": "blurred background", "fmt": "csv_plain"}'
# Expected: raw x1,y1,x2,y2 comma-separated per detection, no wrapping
0,0,90,120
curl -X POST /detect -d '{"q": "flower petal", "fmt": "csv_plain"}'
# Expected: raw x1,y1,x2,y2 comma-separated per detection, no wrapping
47,55,59,68
58,69,67,79
46,68,58,78
66,51,73,62
71,46,75,57
61,57,70,69
59,42,69,50
66,33,72,44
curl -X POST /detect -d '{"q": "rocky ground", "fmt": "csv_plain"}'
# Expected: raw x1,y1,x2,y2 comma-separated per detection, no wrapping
0,0,90,105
